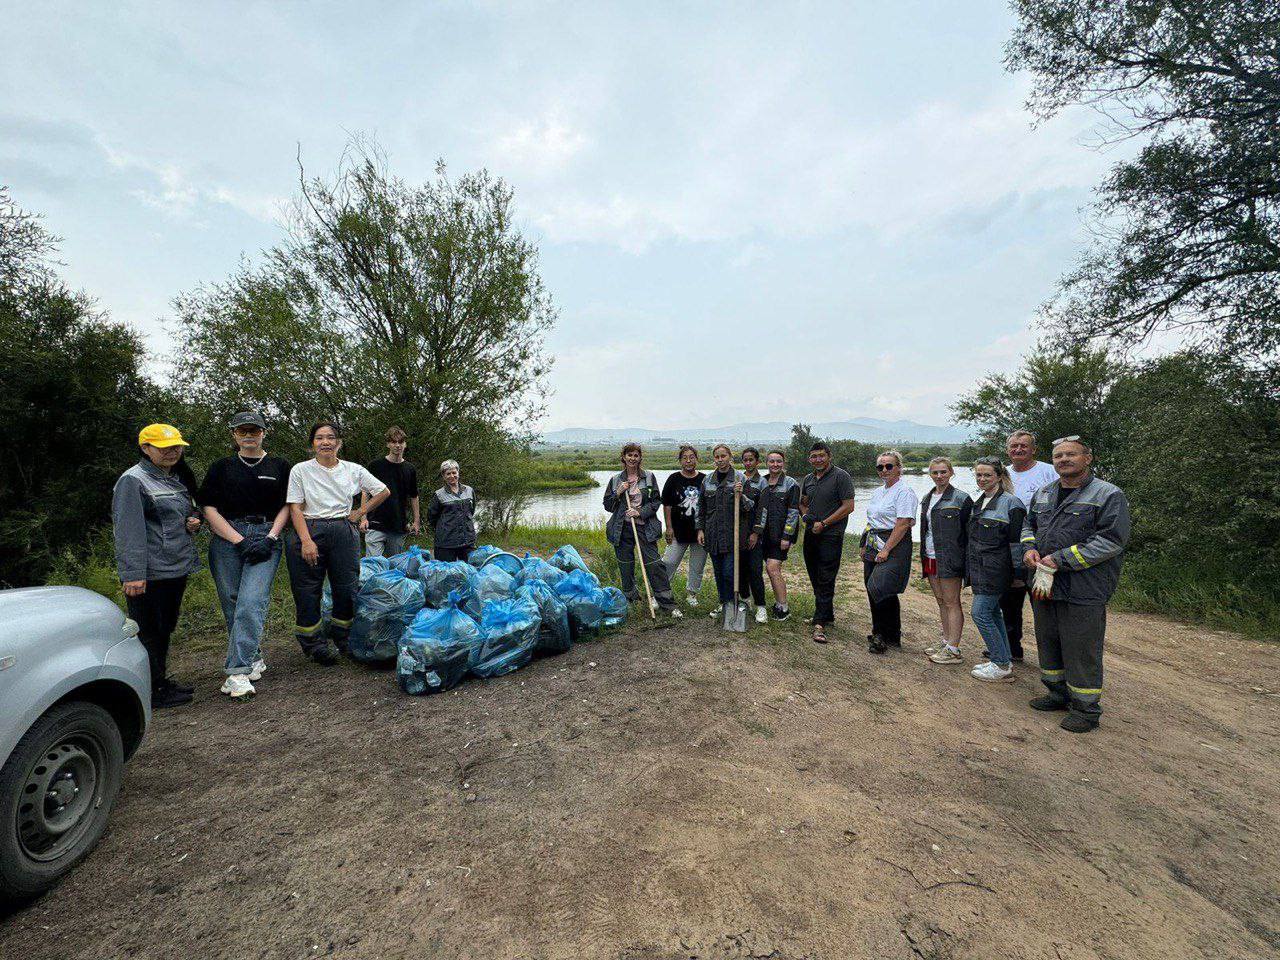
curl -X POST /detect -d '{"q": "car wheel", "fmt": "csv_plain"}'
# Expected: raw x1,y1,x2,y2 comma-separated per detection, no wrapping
0,701,124,907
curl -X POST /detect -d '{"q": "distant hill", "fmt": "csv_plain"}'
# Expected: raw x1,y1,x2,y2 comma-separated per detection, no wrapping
540,419,971,446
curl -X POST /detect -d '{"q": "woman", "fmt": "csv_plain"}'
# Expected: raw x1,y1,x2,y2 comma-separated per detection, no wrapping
111,423,202,709
760,450,801,621
198,411,291,699
696,444,761,619
427,460,477,562
861,450,918,654
737,448,769,623
285,422,390,665
661,444,708,605
966,456,1027,683
920,457,973,665
603,443,682,618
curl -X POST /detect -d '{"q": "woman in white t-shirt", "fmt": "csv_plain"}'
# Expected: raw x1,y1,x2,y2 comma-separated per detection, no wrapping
284,421,389,665
861,450,919,654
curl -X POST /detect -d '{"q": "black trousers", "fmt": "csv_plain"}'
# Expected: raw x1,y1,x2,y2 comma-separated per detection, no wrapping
863,559,902,642
126,576,188,690
999,584,1028,657
737,543,766,605
286,518,361,654
434,544,474,563
614,526,675,609
803,534,844,626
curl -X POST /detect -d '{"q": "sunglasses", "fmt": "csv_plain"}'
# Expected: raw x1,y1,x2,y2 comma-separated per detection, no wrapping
233,426,264,435
876,463,897,472
1053,435,1082,446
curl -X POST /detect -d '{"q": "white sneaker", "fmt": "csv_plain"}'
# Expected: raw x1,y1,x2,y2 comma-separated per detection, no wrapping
686,595,699,607
669,608,684,620
755,606,768,624
248,659,266,682
928,645,964,665
924,638,948,656
971,661,1015,683
709,604,723,619
221,674,256,698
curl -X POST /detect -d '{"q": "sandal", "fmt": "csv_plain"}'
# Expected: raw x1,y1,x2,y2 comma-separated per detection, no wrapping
812,625,828,644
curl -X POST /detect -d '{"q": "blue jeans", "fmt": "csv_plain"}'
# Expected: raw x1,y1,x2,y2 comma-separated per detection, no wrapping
209,520,282,675
710,552,736,604
972,592,1012,667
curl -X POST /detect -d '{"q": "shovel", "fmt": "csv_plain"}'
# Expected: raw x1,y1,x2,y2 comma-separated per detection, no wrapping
722,482,748,633
629,514,658,620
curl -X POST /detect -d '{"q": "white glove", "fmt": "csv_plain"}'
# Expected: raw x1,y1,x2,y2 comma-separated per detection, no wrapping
1031,563,1056,600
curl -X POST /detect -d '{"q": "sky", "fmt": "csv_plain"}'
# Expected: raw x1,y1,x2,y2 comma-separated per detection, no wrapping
1,1,1129,432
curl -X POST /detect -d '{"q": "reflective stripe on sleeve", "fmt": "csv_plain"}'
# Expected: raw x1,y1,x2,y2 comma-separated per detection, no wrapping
1070,544,1089,567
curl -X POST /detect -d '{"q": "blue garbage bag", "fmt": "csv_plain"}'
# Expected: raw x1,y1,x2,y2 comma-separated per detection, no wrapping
349,570,426,664
517,580,572,655
472,595,541,679
388,545,431,579
322,556,392,625
397,591,483,694
418,560,477,608
467,545,503,567
514,552,566,589
480,551,524,578
600,587,630,627
465,563,515,618
554,568,606,639
550,544,592,575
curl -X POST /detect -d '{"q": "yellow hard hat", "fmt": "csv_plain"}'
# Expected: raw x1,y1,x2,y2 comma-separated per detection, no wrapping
137,423,189,448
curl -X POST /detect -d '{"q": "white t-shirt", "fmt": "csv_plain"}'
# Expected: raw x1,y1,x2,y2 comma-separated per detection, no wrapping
1009,460,1058,508
287,459,388,519
867,481,919,530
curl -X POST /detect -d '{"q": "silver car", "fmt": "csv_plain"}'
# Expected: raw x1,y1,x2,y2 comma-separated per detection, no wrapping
0,586,150,906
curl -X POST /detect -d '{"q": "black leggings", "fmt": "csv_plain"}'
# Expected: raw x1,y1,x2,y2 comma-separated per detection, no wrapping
126,576,188,689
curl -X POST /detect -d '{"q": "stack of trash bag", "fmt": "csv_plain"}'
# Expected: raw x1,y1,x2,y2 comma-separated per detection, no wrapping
516,580,572,655
554,568,607,639
550,544,591,575
322,555,393,625
600,587,630,627
348,569,426,664
397,591,483,694
513,552,566,589
467,545,503,567
388,545,431,579
480,551,525,578
418,560,477,608
472,595,541,679
466,562,515,618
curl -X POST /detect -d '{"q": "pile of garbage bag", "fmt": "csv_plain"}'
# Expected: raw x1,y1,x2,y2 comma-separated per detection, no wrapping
388,545,431,579
348,569,426,664
418,559,477,608
550,544,591,575
466,562,516,618
472,595,540,679
516,580,572,655
322,555,394,625
467,545,503,567
513,552,566,589
554,568,608,639
397,590,482,694
479,551,525,578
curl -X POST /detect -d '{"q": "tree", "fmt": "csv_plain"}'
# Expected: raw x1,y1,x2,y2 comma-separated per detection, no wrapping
1007,1,1280,357
786,424,878,477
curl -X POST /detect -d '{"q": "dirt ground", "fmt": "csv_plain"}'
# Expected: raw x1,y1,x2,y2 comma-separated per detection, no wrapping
3,559,1279,960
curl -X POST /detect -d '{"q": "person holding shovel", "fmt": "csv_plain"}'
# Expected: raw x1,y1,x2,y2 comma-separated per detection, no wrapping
603,443,682,619
697,444,762,624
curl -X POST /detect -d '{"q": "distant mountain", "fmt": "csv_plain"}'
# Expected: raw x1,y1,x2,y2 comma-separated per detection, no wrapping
540,418,971,446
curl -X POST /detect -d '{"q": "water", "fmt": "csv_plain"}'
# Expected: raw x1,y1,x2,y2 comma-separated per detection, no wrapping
518,467,980,540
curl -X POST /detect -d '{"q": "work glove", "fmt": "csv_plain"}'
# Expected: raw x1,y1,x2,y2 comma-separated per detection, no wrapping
237,534,274,564
1030,563,1056,601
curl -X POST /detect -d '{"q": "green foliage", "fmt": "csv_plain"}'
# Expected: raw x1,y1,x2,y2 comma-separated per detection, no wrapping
786,424,879,477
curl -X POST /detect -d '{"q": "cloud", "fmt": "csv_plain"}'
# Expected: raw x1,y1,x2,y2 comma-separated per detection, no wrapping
493,111,589,174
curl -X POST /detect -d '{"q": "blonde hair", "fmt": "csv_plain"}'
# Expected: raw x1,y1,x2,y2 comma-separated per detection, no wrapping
877,449,903,468
928,456,953,471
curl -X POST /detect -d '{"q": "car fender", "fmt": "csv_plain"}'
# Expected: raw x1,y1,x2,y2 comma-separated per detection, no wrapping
0,658,106,768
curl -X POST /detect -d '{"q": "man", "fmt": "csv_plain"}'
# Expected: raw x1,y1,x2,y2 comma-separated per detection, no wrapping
738,448,769,623
1022,437,1131,733
1000,430,1059,660
361,426,420,557
799,442,856,643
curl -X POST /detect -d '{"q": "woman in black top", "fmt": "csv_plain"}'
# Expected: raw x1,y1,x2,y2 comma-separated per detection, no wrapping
197,411,291,698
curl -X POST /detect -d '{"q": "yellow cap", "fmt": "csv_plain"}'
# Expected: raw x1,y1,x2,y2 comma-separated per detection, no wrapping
138,423,189,448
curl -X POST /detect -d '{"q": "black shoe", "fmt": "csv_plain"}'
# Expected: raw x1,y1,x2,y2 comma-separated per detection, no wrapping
1060,713,1098,733
773,604,791,621
310,647,340,666
885,637,902,648
152,684,193,709
1010,654,1025,663
1029,695,1069,712
867,633,887,655
625,592,641,604
162,676,194,695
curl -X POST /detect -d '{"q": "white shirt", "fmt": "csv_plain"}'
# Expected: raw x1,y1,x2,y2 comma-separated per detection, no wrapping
923,488,946,559
867,480,919,530
287,459,387,519
1009,460,1058,508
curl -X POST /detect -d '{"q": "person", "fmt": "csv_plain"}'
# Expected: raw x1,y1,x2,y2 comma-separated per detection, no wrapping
1022,437,1131,733
861,450,918,654
760,450,801,621
285,422,390,665
697,444,761,619
736,448,769,624
799,442,856,643
661,445,708,605
198,411,292,699
965,457,1028,683
426,460,477,562
602,443,682,618
111,423,202,708
920,457,972,665
1000,430,1059,660
361,426,420,558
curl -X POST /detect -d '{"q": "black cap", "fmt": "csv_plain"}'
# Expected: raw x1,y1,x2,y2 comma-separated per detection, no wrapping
229,411,266,430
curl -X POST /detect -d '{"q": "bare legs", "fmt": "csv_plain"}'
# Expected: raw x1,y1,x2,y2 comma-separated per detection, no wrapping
927,575,963,644
765,557,787,607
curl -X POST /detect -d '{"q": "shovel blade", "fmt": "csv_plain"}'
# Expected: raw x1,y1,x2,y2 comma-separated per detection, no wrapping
721,600,749,633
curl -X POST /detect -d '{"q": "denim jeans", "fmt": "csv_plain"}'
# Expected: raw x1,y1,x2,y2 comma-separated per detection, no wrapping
662,540,707,593
209,520,282,675
972,592,1012,667
709,552,736,604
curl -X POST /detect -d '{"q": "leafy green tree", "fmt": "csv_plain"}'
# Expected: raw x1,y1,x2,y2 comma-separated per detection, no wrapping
1007,1,1280,357
786,423,878,477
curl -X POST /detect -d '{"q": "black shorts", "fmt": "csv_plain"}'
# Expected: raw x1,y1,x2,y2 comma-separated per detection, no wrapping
763,540,790,562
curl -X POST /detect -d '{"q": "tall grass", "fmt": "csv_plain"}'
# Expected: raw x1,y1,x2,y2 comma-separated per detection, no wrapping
1113,558,1280,640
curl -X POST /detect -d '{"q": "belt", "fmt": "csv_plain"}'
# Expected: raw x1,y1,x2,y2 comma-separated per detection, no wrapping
238,514,269,524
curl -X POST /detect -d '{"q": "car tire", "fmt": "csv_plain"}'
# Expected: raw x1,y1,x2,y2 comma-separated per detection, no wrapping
0,701,124,908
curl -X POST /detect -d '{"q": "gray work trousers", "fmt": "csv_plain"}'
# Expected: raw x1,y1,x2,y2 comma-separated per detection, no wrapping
1031,599,1106,721
662,540,707,593
364,529,405,558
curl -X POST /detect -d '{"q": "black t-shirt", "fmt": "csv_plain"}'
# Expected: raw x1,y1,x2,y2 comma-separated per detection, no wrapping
662,471,705,544
800,466,857,537
365,458,419,533
196,454,291,521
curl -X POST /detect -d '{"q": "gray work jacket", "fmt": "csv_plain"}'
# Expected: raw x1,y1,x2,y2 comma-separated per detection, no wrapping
760,474,802,545
603,470,663,545
697,469,763,555
965,490,1026,596
427,484,477,549
1021,475,1131,605
920,485,972,580
112,458,200,582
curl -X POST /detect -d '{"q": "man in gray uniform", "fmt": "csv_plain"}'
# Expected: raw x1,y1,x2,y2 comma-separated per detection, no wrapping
1022,437,1131,733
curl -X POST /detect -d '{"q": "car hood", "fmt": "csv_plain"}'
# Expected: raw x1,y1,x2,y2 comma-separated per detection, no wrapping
0,586,127,648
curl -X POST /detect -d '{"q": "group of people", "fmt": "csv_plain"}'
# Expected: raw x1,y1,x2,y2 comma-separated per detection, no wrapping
112,416,476,706
113,414,1129,733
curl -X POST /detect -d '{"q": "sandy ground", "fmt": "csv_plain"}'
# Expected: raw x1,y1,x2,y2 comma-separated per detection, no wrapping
3,560,1278,960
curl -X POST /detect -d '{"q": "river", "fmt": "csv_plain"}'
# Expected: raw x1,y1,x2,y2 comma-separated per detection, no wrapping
518,467,979,541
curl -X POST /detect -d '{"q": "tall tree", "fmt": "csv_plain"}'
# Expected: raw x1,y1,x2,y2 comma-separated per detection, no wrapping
1007,1,1280,356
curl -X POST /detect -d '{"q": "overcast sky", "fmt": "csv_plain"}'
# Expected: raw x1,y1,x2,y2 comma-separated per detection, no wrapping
2,1,1125,431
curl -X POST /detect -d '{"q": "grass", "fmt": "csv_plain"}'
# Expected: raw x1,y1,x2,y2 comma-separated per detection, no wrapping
1112,558,1280,640
524,459,597,491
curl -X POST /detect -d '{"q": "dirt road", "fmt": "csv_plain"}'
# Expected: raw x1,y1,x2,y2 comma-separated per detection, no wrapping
3,561,1278,960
